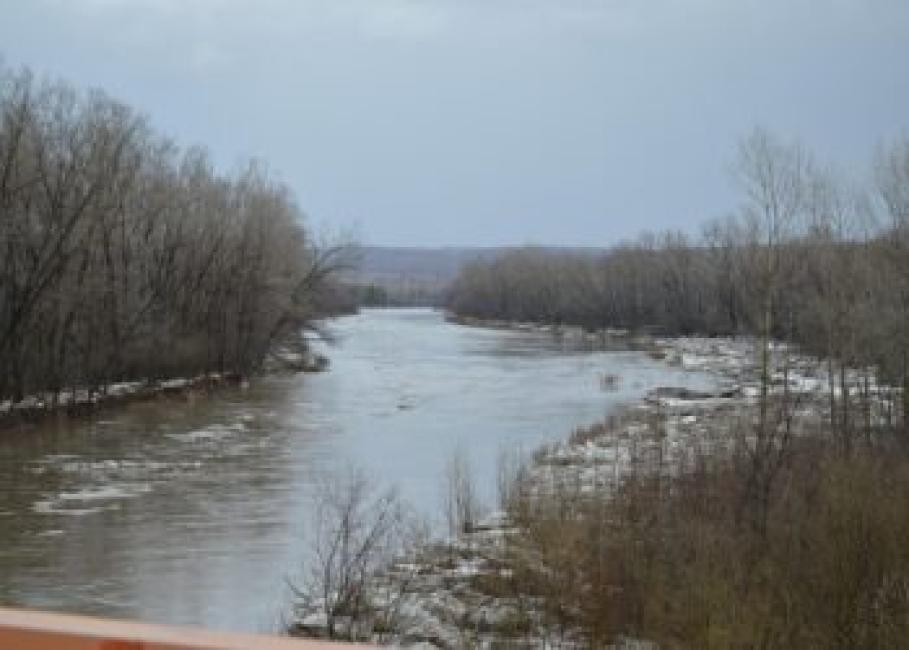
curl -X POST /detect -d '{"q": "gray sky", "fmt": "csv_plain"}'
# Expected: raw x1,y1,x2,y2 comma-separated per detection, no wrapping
1,0,907,246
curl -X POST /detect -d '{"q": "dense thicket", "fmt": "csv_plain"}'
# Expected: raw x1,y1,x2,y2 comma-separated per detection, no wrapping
502,432,909,648
0,65,345,405
448,129,909,437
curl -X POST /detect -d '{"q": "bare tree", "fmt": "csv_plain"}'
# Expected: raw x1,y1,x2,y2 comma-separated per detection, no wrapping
730,128,808,532
875,138,909,437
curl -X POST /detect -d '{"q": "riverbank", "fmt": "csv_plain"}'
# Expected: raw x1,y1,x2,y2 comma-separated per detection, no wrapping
445,313,642,350
291,322,905,647
0,373,244,432
0,348,329,433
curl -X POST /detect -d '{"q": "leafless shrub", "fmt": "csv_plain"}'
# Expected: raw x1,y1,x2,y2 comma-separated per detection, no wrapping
445,445,485,537
289,467,421,642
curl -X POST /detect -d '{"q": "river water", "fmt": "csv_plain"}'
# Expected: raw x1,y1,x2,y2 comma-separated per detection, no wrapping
0,308,713,632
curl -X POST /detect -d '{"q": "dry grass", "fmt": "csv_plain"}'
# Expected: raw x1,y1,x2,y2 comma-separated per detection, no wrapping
502,434,909,649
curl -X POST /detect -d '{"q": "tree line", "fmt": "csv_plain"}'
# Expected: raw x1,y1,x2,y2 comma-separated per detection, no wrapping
0,64,347,406
448,128,909,440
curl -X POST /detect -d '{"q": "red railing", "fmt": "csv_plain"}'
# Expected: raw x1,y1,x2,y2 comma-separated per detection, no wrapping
0,608,371,649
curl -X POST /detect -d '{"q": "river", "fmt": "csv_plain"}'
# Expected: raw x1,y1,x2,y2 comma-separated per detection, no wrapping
0,308,713,632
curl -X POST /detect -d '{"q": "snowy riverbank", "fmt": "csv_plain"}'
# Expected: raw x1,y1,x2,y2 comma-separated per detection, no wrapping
0,373,244,431
293,326,899,647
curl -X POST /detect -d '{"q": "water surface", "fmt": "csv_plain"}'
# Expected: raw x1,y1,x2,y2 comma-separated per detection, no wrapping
0,308,712,631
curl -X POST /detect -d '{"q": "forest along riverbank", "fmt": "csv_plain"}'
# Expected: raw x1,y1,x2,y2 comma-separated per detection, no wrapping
291,324,897,647
0,64,350,435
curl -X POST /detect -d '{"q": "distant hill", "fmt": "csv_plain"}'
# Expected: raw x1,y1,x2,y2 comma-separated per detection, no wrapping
350,247,495,285
343,246,604,306
340,247,496,305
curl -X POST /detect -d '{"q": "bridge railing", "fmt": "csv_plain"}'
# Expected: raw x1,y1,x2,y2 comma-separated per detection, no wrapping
0,607,371,650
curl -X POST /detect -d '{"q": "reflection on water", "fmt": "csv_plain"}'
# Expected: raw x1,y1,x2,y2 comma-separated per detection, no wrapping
0,308,713,631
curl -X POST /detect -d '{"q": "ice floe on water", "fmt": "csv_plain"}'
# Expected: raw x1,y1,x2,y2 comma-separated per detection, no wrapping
33,482,154,515
33,501,107,516
29,422,242,516
165,422,246,444
37,458,158,473
56,484,153,502
32,456,199,478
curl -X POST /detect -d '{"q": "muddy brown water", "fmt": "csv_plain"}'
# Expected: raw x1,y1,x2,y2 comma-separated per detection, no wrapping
0,308,714,632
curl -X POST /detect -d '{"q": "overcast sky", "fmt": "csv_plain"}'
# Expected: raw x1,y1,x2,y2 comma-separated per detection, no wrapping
1,1,907,246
